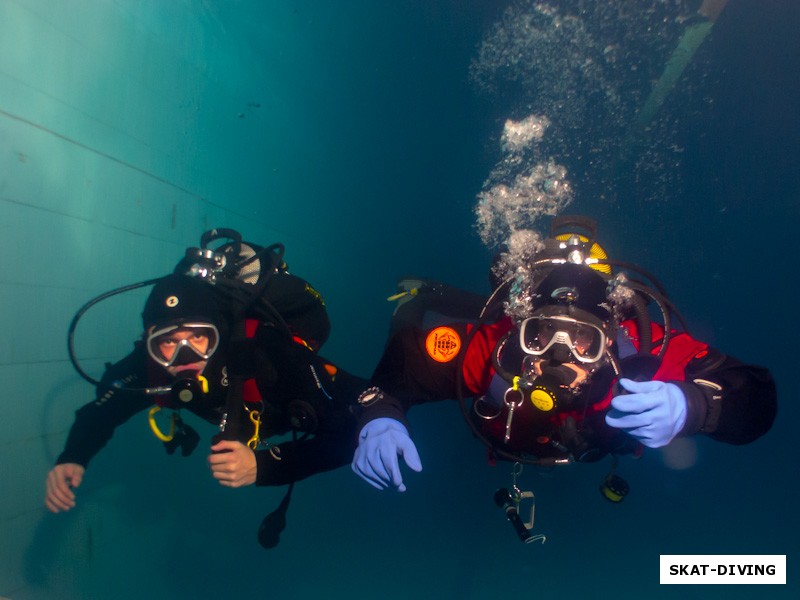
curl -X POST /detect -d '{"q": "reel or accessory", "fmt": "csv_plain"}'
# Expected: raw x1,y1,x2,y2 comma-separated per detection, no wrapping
494,463,546,544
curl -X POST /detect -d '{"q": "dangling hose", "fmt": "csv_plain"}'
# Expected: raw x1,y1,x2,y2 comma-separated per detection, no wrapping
256,429,304,549
67,277,165,388
598,258,692,358
258,480,295,549
628,290,653,355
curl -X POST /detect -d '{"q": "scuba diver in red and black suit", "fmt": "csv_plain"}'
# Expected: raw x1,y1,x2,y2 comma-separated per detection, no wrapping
46,230,366,545
351,216,777,494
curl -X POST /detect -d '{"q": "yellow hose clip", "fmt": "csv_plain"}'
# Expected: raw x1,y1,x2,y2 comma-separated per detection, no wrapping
246,410,262,450
148,405,176,442
512,376,522,392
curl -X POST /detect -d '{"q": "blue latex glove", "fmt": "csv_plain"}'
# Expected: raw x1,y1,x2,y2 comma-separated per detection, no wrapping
351,418,423,492
605,378,687,448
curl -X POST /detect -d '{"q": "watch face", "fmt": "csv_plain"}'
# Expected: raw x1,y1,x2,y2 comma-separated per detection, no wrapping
358,387,383,406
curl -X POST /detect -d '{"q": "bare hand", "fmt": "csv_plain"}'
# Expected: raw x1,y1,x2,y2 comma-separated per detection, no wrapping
208,440,257,487
45,463,85,513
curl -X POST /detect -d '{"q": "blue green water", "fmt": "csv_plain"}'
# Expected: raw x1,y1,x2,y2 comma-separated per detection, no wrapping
2,1,798,598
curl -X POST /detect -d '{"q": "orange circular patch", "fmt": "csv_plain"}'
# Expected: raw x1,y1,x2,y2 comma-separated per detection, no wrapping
425,326,461,363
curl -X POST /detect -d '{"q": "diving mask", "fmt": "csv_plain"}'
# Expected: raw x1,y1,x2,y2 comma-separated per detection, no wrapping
519,311,607,365
146,322,220,368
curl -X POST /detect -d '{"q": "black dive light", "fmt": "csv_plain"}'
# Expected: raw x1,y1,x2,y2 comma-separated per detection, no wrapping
494,488,535,544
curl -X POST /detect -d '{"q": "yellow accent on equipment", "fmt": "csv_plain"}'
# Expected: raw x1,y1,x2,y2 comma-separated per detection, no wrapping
601,485,624,503
530,387,556,412
148,405,176,442
554,233,611,274
247,410,262,449
387,287,418,302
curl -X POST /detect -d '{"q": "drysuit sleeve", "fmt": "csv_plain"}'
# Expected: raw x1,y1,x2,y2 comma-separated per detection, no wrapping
251,352,364,486
357,323,477,430
253,426,358,486
56,346,152,468
675,347,777,444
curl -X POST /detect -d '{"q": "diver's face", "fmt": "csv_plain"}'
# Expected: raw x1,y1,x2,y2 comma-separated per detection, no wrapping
520,315,612,389
155,328,211,376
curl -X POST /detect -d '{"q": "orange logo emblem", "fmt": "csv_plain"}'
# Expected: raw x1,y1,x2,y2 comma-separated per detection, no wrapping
425,327,461,363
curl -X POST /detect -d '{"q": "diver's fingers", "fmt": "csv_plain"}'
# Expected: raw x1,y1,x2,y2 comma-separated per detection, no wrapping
66,464,84,489
44,465,82,512
208,442,256,487
44,476,71,513
209,439,240,458
396,437,423,473
618,378,663,394
377,444,405,491
352,448,389,490
367,444,398,488
352,462,388,490
610,389,661,413
605,409,652,430
355,444,395,489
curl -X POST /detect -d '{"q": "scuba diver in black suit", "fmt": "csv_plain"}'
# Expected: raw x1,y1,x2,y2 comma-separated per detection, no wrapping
45,229,366,547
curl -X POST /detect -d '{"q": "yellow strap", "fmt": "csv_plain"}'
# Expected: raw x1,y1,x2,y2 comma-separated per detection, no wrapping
387,287,419,302
247,410,262,449
148,406,176,442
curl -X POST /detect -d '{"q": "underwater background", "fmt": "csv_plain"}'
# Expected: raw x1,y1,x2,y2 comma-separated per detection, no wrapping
1,0,797,598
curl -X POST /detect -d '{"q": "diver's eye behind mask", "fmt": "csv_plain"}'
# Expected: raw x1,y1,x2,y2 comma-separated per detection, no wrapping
146,323,220,367
519,315,606,364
